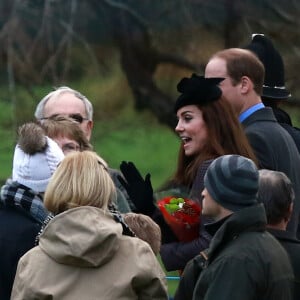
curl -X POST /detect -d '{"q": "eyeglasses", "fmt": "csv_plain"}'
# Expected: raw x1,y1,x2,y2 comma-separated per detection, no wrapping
62,142,81,154
40,114,89,124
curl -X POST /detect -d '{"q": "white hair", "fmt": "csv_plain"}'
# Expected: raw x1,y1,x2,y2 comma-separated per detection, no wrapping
34,86,93,120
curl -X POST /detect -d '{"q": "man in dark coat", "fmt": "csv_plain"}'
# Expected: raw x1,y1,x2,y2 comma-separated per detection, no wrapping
175,155,294,300
258,169,300,300
245,34,300,153
205,47,300,236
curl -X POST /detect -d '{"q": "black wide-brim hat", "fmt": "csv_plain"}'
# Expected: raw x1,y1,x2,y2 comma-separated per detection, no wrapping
244,34,291,100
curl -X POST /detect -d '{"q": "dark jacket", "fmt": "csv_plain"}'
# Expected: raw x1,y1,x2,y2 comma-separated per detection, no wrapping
272,107,300,153
159,160,213,271
0,180,46,300
243,107,300,234
175,204,294,300
108,168,132,213
268,228,300,300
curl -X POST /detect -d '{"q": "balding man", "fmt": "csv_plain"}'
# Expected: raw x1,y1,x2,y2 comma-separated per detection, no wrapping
35,86,133,213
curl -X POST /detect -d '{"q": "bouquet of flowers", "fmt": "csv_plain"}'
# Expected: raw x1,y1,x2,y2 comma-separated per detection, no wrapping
157,196,201,242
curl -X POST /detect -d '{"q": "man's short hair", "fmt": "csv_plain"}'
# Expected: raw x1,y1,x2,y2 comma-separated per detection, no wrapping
258,169,295,225
34,86,93,120
211,48,265,95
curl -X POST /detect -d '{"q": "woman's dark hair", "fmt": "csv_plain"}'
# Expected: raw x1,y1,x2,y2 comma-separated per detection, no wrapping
172,97,258,188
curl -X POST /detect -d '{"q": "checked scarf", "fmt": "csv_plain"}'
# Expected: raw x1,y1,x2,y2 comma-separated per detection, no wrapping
0,180,136,244
0,179,49,225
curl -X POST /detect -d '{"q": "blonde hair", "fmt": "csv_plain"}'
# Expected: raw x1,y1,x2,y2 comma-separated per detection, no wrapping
44,151,116,214
123,213,162,255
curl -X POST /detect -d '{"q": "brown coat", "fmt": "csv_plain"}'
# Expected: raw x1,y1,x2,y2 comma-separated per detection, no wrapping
11,206,168,300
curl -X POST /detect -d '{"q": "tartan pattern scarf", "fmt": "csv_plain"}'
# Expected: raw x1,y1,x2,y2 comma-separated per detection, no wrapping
0,179,49,224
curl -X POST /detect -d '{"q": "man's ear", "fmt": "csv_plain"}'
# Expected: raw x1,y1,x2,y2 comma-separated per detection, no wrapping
85,120,93,141
240,76,252,95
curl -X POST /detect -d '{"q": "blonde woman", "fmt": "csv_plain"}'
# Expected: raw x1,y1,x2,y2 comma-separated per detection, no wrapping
11,151,168,300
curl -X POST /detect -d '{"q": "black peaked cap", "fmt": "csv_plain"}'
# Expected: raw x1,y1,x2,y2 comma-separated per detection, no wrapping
245,34,291,100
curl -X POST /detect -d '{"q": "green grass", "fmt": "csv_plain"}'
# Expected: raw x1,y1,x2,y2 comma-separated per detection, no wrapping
92,109,179,190
0,72,180,189
158,255,180,297
0,133,14,184
281,104,300,127
0,101,15,184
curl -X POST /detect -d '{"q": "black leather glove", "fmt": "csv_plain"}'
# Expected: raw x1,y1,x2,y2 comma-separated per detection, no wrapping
118,161,155,216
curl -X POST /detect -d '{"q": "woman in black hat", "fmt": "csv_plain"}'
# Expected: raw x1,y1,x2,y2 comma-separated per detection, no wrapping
119,74,258,272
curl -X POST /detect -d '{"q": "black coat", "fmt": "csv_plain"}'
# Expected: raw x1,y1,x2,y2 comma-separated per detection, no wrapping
272,107,300,153
268,228,300,300
175,204,294,300
0,180,47,300
0,207,41,300
243,107,300,234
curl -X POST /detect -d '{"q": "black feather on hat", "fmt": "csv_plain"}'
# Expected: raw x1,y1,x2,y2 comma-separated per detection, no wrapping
244,34,291,100
174,74,224,113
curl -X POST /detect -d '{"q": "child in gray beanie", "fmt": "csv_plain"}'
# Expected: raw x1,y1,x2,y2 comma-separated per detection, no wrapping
203,154,259,214
12,123,65,192
0,122,64,300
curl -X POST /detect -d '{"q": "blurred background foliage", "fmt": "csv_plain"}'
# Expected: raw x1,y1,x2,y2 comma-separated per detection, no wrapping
1,0,300,185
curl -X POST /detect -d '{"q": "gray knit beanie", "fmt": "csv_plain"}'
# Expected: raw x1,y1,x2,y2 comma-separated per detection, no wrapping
204,155,259,212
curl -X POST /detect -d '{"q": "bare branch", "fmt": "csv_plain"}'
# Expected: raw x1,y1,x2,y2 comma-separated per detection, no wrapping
6,0,23,132
40,34,68,83
62,0,78,80
59,20,101,77
26,0,52,59
265,0,296,24
156,52,203,72
102,0,149,29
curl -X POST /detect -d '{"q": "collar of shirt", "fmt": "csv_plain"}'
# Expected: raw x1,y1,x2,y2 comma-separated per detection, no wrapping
239,103,265,123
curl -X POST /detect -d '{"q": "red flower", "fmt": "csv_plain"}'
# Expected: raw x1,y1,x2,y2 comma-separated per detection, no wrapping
157,196,201,242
